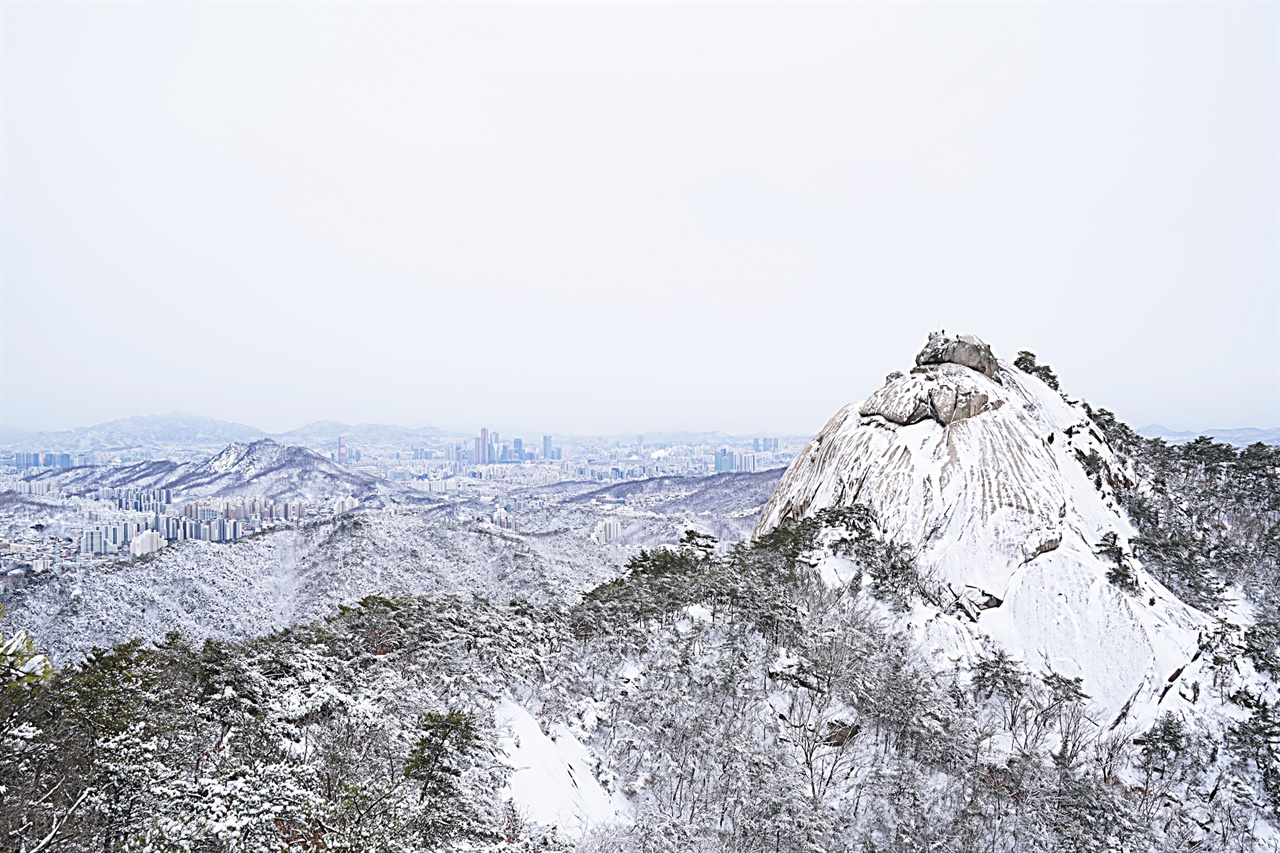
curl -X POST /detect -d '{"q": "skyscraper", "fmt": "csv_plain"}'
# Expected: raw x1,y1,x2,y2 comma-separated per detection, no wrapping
479,428,489,465
338,436,348,465
513,438,523,461
543,435,552,460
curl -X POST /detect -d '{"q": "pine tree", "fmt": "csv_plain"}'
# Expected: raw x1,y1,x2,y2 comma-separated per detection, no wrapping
1013,350,1061,391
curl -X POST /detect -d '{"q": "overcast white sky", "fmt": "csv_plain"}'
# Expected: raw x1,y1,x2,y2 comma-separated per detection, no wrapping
3,2,1277,436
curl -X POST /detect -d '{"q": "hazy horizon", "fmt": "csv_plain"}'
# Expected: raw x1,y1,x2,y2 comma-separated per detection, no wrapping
4,4,1277,436
2,403,1277,445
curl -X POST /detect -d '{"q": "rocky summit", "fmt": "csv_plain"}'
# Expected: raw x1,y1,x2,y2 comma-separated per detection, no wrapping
757,332,1210,724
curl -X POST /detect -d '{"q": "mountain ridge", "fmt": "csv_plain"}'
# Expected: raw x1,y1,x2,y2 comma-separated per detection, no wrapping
0,412,468,454
23,438,423,505
1137,423,1280,446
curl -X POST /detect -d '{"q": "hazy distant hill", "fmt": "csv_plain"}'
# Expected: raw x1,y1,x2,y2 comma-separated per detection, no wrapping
274,420,466,449
1138,423,1280,446
0,425,32,444
2,412,265,453
2,414,470,457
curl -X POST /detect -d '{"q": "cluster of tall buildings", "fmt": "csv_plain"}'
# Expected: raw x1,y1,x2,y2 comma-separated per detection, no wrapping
95,487,172,514
441,429,562,468
13,481,57,496
714,449,760,473
592,519,623,544
76,491,350,557
308,429,788,490
9,452,78,469
332,436,361,464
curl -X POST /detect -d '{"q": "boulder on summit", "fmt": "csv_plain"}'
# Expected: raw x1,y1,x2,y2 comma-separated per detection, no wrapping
915,332,997,377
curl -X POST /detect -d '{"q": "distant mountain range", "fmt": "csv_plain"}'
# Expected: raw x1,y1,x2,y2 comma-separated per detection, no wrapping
0,412,467,455
275,420,463,447
4,413,266,453
1137,424,1280,447
0,424,33,444
0,413,806,455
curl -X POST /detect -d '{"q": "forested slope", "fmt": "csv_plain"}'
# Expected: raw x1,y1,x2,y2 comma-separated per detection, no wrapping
4,502,1277,851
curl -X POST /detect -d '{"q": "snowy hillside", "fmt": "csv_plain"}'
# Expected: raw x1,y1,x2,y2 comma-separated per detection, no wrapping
2,509,621,663
564,469,781,515
23,459,182,493
3,470,779,664
26,438,420,505
757,333,1238,727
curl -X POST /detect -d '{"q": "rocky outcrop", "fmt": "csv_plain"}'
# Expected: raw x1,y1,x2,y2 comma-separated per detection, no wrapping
928,383,990,425
859,364,991,427
915,332,997,378
859,376,935,425
755,331,1213,719
763,334,1057,548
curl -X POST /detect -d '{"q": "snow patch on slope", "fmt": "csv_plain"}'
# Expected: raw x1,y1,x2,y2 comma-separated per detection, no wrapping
498,698,627,836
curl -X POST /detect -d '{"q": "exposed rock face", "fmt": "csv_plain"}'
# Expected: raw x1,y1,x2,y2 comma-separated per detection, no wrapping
915,332,997,377
859,375,935,425
860,363,992,426
755,332,1211,721
928,383,989,425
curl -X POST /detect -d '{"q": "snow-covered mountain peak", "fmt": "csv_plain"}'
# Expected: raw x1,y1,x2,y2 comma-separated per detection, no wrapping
205,438,287,476
165,438,391,502
757,332,1211,720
